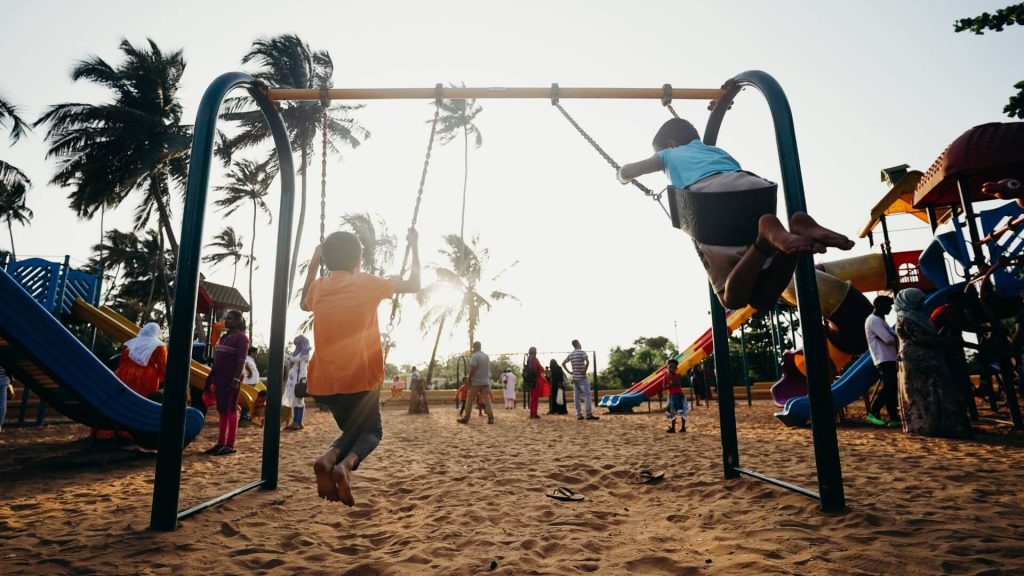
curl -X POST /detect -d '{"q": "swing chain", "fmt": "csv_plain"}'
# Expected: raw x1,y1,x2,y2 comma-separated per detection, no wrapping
662,83,680,118
386,89,443,333
550,83,657,198
318,85,330,277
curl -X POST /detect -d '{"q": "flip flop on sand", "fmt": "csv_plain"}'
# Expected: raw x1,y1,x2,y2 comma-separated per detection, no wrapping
546,487,585,502
632,469,665,484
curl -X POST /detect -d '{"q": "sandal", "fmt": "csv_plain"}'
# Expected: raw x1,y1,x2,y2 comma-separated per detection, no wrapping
202,444,224,455
632,469,665,484
212,446,237,456
546,487,585,502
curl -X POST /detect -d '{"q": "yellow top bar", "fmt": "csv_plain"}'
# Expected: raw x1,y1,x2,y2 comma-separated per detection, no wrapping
265,86,725,101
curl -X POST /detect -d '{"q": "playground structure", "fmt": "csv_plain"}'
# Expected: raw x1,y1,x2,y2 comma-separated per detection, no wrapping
0,260,205,448
144,70,848,531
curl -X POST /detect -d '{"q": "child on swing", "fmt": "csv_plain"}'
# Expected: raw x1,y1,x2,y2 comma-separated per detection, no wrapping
302,229,420,506
619,118,854,310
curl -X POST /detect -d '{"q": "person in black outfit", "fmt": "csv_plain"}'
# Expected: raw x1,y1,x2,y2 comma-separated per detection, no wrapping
548,359,569,414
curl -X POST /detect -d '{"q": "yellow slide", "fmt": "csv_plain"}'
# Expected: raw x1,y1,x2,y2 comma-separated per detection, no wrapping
71,300,258,414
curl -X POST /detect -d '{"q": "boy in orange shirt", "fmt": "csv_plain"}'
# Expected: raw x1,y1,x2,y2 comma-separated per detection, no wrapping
302,229,420,506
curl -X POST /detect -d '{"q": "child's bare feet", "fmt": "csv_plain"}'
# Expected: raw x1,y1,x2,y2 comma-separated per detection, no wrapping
789,212,854,250
312,448,342,501
757,214,824,255
332,455,358,507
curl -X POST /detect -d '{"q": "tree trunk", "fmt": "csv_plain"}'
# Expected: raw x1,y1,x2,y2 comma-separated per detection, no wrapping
150,174,180,256
231,259,238,288
249,199,257,334
459,127,469,242
157,227,174,319
411,315,446,414
6,216,15,260
288,146,309,298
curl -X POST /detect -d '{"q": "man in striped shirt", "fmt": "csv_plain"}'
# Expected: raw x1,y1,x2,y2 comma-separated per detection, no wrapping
562,339,599,421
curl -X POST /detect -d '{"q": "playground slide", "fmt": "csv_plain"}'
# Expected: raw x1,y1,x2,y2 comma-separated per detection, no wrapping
0,269,205,448
72,300,211,391
72,300,261,415
774,283,961,427
599,306,756,412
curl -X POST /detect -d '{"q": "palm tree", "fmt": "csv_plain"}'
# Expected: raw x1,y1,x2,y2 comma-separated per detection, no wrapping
214,158,274,331
435,84,483,241
218,34,370,296
340,212,396,276
87,228,173,323
35,39,192,256
0,90,31,187
417,234,516,387
0,178,31,259
202,226,251,289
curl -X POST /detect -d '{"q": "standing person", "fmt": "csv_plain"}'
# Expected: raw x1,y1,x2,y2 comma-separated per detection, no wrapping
283,335,311,431
501,367,516,409
457,341,494,424
864,296,900,427
931,290,979,421
408,366,429,415
664,358,689,432
895,288,972,438
203,310,249,456
563,340,598,421
548,359,568,415
115,322,167,401
691,366,708,406
240,346,261,422
455,377,470,416
302,229,420,506
524,347,547,418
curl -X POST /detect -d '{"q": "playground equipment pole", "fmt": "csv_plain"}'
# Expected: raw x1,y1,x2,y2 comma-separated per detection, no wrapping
267,86,724,102
703,70,845,512
151,72,295,531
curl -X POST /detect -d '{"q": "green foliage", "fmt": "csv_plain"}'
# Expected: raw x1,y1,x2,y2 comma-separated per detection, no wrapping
954,4,1024,33
86,228,175,325
954,4,1024,119
600,336,677,389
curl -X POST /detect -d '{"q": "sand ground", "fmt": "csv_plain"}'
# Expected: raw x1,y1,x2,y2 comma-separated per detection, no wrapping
1,399,1023,575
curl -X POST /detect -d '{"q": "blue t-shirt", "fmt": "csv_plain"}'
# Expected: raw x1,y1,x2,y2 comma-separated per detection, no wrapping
656,141,741,188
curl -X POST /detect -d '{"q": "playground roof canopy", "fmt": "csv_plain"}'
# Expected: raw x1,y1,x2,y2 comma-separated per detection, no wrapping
858,170,951,238
199,280,250,313
913,122,1024,209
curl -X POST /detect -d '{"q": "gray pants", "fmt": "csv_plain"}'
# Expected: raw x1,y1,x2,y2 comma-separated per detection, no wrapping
573,377,593,418
315,390,382,470
462,385,494,423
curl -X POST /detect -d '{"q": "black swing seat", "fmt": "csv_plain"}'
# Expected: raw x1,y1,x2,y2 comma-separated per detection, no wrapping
668,179,778,246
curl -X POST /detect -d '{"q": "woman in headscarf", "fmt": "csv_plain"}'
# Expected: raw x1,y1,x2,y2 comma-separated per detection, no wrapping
548,359,568,415
115,322,167,401
203,310,250,455
895,288,972,438
283,334,312,430
525,347,549,419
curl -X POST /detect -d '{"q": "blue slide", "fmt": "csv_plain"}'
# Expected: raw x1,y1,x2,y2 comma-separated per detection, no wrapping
775,284,962,427
0,268,204,448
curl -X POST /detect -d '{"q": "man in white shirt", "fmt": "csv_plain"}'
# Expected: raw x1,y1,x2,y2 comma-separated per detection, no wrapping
864,295,899,427
562,339,598,421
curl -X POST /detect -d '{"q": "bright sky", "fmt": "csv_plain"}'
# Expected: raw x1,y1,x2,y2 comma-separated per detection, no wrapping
1,1,1022,368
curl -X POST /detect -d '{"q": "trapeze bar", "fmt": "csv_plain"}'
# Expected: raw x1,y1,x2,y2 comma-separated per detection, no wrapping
176,479,265,521
266,86,725,101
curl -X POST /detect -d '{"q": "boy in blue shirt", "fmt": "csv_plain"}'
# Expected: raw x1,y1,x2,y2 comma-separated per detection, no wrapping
619,118,853,310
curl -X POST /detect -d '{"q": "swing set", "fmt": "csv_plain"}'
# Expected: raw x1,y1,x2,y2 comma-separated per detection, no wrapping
151,70,844,531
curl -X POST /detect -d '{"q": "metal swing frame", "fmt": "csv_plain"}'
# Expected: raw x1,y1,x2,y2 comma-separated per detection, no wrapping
151,69,844,532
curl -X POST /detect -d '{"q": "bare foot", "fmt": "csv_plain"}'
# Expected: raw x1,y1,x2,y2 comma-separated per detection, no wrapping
332,457,356,507
312,448,342,501
757,214,823,255
789,213,855,250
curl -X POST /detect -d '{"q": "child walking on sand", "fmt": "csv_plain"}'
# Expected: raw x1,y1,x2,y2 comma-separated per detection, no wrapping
663,358,689,433
619,118,853,310
302,229,420,506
